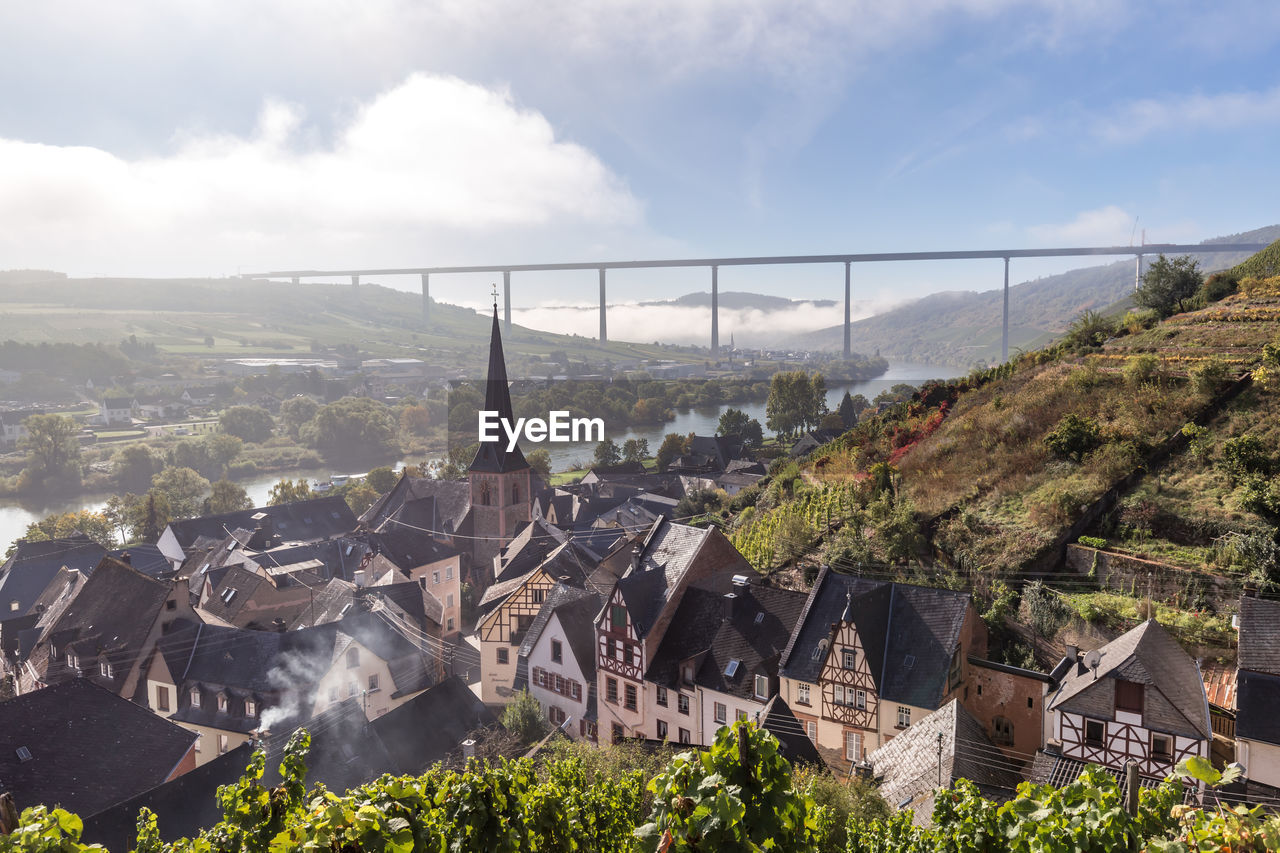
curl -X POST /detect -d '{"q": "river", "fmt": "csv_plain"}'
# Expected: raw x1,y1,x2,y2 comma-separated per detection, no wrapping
0,362,956,554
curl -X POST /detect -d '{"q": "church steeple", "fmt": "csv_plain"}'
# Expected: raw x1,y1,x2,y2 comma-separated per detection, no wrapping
470,303,528,473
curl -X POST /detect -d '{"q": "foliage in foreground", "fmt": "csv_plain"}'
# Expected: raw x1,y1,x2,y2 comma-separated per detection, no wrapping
6,723,1280,853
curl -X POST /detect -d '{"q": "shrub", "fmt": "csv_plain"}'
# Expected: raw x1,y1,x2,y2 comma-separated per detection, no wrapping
1200,270,1240,303
1043,413,1102,462
1078,535,1106,549
1220,434,1272,484
1063,309,1116,350
1123,353,1162,387
1190,357,1230,395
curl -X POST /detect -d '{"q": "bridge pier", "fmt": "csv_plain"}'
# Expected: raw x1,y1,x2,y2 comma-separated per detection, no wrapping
1002,257,1010,363
503,271,511,334
843,261,851,358
1135,254,1143,290
711,265,719,357
421,273,430,324
292,276,299,286
599,268,607,342
351,274,359,288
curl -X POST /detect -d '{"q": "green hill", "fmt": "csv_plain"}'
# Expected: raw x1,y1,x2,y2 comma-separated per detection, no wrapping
792,225,1280,367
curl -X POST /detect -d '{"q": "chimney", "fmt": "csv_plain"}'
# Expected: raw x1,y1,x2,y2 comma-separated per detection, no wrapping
353,569,367,588
271,618,287,633
119,551,132,566
461,739,477,760
631,544,643,572
722,592,738,621
249,512,273,549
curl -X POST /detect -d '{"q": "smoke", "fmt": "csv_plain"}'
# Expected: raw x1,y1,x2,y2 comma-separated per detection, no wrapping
259,644,332,732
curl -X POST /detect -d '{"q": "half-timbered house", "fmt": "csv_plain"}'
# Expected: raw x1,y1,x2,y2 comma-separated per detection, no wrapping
515,583,602,740
779,567,986,772
594,519,752,742
1045,619,1210,779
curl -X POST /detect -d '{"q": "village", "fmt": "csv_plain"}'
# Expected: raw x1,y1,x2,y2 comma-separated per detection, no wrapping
3,302,1278,848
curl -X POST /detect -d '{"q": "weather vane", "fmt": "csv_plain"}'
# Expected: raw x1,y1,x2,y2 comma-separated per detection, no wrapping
491,283,498,309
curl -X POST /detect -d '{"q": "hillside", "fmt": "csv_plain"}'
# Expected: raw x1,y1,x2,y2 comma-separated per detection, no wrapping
656,290,839,310
0,274,705,376
792,224,1280,367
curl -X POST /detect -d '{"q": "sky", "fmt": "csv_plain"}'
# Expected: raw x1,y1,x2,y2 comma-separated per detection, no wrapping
1,1,1278,321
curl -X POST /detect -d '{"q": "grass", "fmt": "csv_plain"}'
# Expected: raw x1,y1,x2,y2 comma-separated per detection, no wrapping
1064,590,1234,650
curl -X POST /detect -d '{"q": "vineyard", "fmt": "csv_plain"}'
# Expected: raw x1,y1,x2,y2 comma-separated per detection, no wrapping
730,483,863,570
4,721,1279,853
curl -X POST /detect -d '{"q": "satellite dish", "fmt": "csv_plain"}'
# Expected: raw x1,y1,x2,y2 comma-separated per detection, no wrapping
1082,649,1102,677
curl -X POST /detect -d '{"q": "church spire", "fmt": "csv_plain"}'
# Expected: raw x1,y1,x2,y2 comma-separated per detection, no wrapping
469,302,528,473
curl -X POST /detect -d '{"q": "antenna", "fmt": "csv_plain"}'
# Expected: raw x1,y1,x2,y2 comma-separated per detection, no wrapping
1083,649,1102,679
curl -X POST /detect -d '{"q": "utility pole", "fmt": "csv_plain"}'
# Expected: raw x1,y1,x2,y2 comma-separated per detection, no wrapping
937,731,944,788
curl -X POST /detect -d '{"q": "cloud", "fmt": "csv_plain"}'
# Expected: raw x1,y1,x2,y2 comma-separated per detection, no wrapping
1093,84,1280,144
1026,205,1135,245
456,298,904,347
0,74,641,275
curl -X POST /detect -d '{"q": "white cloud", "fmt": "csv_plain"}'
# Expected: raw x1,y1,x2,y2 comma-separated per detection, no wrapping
1093,84,1280,144
0,74,641,275
1026,205,1135,245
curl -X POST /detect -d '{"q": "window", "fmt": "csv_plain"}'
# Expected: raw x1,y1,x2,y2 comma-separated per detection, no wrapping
1151,733,1172,760
612,722,624,743
896,706,911,728
218,694,229,713
190,688,201,708
754,674,769,700
555,674,565,694
446,565,454,580
348,680,359,697
678,693,690,715
714,702,727,724
725,659,740,678
551,639,563,663
446,593,455,608
8,600,17,612
681,663,695,685
497,647,509,665
624,683,637,711
533,588,545,604
807,721,817,742
833,685,846,706
549,706,566,726
1115,680,1144,715
1085,718,1106,745
657,720,669,739
571,681,581,701
166,599,177,611
811,640,828,662
855,689,867,711
328,686,339,702
447,617,455,632
948,648,962,689
99,661,112,678
656,686,668,707
512,482,519,503
606,677,618,704
845,731,862,762
246,700,257,717
368,674,379,691
346,648,360,668
797,683,811,705
737,709,749,722
842,648,857,669
67,654,78,670
611,604,627,632
194,732,203,752
992,716,1014,745
432,571,441,585
218,734,229,754
156,686,171,712
678,727,691,745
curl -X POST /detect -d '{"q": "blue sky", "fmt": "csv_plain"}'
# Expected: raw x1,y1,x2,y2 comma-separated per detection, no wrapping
0,1,1277,317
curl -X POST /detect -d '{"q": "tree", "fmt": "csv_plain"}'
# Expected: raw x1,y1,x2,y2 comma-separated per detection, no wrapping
1135,254,1203,317
337,482,380,515
151,466,211,518
134,490,171,543
1043,413,1102,462
622,437,649,464
19,413,81,485
280,395,320,438
837,391,868,427
655,433,687,472
303,397,398,458
1220,434,1271,484
1063,309,1117,350
365,466,398,494
204,479,252,515
268,478,315,505
765,371,826,440
819,412,846,431
104,494,138,544
526,448,552,482
501,688,550,746
204,433,244,474
219,405,275,443
20,510,116,549
398,404,432,436
717,408,764,447
113,444,162,492
594,438,622,467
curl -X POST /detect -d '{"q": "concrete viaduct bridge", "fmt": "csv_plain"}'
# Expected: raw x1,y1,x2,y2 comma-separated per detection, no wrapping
244,242,1267,362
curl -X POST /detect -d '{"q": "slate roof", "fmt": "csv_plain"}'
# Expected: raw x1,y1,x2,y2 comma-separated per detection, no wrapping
38,557,173,687
469,306,528,474
0,679,197,817
869,699,1022,824
368,677,499,775
200,563,325,628
493,518,569,583
646,583,807,703
612,520,747,640
335,610,440,698
0,534,107,624
1238,596,1280,676
110,544,171,579
517,583,601,668
359,474,471,534
780,567,970,711
1047,619,1211,740
285,578,360,629
478,539,593,612
1236,670,1280,745
364,580,444,629
759,695,823,766
157,620,341,696
164,497,357,551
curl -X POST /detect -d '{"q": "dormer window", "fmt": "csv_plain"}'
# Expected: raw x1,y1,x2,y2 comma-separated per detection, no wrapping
754,674,769,700
99,661,112,678
8,600,18,612
218,694,229,713
346,647,360,668
811,639,828,662
245,699,257,717
67,654,78,670
190,688,201,708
